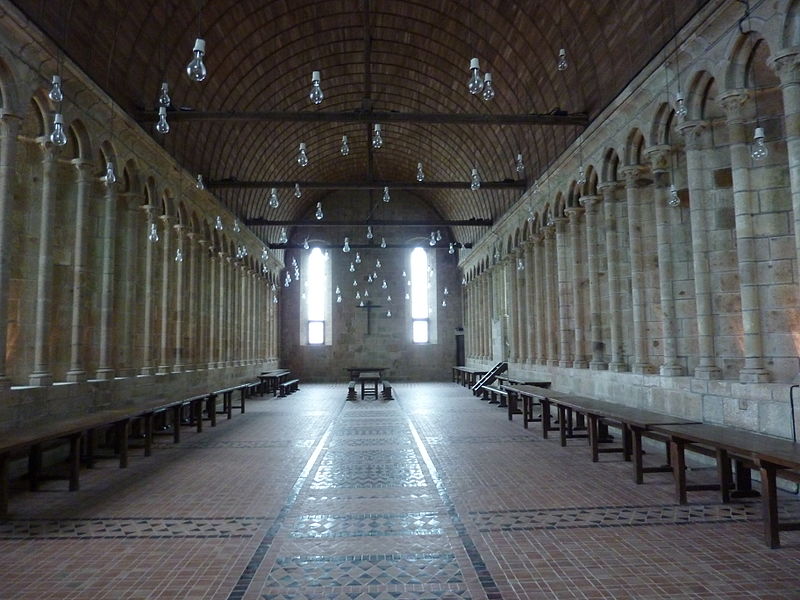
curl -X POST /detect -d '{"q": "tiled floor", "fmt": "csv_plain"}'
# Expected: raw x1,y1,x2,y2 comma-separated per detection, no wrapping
2,382,800,599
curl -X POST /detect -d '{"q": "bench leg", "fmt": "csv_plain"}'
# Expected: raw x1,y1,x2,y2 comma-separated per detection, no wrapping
632,427,644,484
716,448,732,503
172,406,181,443
226,393,233,419
622,425,632,462
194,400,203,433
732,459,759,498
670,438,687,504
144,413,153,457
28,443,42,491
208,394,217,427
541,400,551,439
758,461,781,549
558,406,567,447
588,415,599,462
0,453,8,517
117,420,129,468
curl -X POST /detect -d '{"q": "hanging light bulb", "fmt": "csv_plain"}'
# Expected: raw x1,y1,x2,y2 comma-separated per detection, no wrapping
375,259,382,268
335,286,341,295
309,70,324,104
353,279,358,287
261,248,269,262
752,127,768,161
50,113,67,146
175,247,184,262
355,252,361,264
297,142,309,166
271,283,277,292
577,164,586,186
372,271,377,279
102,161,116,185
402,270,407,278
367,274,374,284
462,276,467,286
278,227,288,244
366,225,373,240
387,295,392,302
155,106,169,134
337,295,342,303
359,300,365,307
381,280,387,289
350,262,355,272
294,183,302,198
148,221,159,243
303,237,310,250
668,184,681,207
285,273,291,287
449,242,455,255
158,82,170,108
214,215,223,231
372,124,383,149
405,291,410,300
233,219,240,233
315,202,323,220
380,237,387,249
532,179,541,197
416,162,425,182
675,91,688,118
195,174,204,190
515,153,525,175
186,38,208,82
48,75,64,103
269,188,279,209
364,289,369,297
382,187,390,203
481,72,495,101
343,237,351,252
340,135,350,156
436,230,442,241
386,310,392,317
517,258,524,271
470,167,480,190
442,299,447,307
429,231,437,246
557,48,568,71
467,57,484,94
273,295,278,304
356,291,361,299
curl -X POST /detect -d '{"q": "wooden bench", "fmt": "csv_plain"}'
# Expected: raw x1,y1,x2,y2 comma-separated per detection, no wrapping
260,369,291,396
452,366,487,388
481,384,508,406
382,381,393,400
279,378,300,397
347,381,357,401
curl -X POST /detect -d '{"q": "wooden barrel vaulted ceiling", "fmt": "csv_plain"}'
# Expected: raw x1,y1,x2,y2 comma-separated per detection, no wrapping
11,0,709,249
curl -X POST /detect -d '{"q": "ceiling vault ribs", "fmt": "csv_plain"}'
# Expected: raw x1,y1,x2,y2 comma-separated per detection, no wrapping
209,180,526,190
245,219,493,227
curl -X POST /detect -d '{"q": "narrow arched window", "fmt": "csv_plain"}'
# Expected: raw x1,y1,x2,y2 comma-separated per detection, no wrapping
410,247,432,343
303,247,330,344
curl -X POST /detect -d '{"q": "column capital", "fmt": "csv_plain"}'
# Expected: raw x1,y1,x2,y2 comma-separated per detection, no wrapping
619,164,649,187
564,205,585,220
0,110,23,124
644,144,674,173
158,214,174,225
597,181,621,196
768,47,800,85
676,119,711,150
579,194,602,210
718,89,751,122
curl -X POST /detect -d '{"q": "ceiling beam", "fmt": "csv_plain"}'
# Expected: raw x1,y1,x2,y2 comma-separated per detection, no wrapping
266,242,473,250
245,218,492,227
210,179,526,190
139,110,588,127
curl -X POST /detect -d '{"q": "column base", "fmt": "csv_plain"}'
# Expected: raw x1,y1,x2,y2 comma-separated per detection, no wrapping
572,360,588,369
589,361,608,371
94,369,114,381
28,372,53,386
608,362,628,373
172,365,184,374
139,366,156,376
559,360,572,368
548,360,560,367
207,362,217,370
156,365,171,375
65,370,87,383
659,365,685,377
632,363,655,375
739,368,771,383
0,376,11,390
694,365,721,380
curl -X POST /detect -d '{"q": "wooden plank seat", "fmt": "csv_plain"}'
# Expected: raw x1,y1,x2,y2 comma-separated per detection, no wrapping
452,366,487,388
260,369,291,396
648,422,800,548
481,384,508,406
347,381,357,401
279,378,300,397
382,381,393,400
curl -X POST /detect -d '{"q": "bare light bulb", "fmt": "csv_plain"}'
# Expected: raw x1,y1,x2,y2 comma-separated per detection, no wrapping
381,280,387,289
470,167,480,190
309,70,324,104
467,57,484,94
449,243,455,254
175,247,184,262
340,135,350,156
278,227,288,244
675,91,687,118
158,82,170,108
297,142,309,166
380,237,387,248
343,237,351,252
353,279,358,287
102,161,116,185
48,75,63,103
386,310,392,317
233,219,240,233
195,174,204,190
444,287,449,296
269,188,279,209
382,186,390,203
376,259,381,268
515,153,525,175
557,48,567,71
335,286,341,294
517,258,524,271
294,183,302,198
315,202,323,220
186,38,207,82
372,124,383,149
50,113,67,146
481,72,495,101
416,162,425,182
577,164,586,186
337,295,342,303
366,225,373,240
429,231,436,246
303,237,310,250
148,222,159,243
155,106,169,134
356,291,361,299
215,215,223,231
272,295,278,304
752,127,768,161
436,230,442,241
668,184,681,207
355,252,361,264
349,262,355,272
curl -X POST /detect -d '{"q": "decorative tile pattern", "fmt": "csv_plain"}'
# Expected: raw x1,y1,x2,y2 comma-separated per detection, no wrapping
0,517,264,539
311,449,427,489
289,512,444,538
263,591,471,600
264,553,464,587
425,435,538,445
152,439,316,449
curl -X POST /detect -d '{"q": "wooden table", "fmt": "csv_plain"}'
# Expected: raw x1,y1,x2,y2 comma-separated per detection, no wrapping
358,371,382,399
346,366,387,380
259,369,290,395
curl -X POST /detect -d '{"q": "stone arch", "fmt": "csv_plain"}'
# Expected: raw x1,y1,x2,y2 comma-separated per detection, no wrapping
726,30,773,91
784,0,800,47
649,102,676,146
97,140,117,178
686,70,724,121
601,148,619,184
21,92,48,139
160,187,175,218
624,128,646,166
122,158,143,196
554,192,566,219
583,165,598,196
67,118,91,161
0,56,20,115
567,181,580,208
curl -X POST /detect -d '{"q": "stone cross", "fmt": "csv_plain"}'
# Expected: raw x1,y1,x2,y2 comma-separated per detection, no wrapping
356,300,382,335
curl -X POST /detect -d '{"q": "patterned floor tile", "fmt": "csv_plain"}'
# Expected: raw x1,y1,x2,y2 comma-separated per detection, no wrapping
0,517,264,538
289,512,444,538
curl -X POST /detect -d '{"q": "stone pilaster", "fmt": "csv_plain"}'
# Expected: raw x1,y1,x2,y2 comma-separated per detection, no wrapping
543,225,559,366
720,89,771,383
172,224,185,373
523,241,535,364
139,205,157,376
207,247,218,369
95,172,118,381
504,258,517,362
186,233,199,370
599,183,627,371
554,216,572,367
677,120,721,379
566,206,588,368
0,113,20,388
579,195,607,370
532,234,546,365
157,215,173,375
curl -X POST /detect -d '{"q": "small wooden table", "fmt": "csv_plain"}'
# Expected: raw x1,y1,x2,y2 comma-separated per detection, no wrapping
346,366,387,380
358,371,382,399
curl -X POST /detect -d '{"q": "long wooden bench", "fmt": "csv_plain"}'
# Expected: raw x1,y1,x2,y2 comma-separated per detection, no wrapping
382,381,393,400
481,384,508,406
452,366,487,388
347,381,357,401
279,378,300,397
260,369,291,396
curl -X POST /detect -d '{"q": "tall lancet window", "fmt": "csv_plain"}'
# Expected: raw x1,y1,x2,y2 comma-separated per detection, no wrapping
302,247,331,345
409,247,437,343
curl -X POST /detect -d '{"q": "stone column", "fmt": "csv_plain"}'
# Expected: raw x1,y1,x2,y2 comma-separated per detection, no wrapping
554,216,572,367
478,273,486,360
504,258,517,362
65,160,92,382
29,143,58,386
218,252,228,368
532,235,546,365
465,281,472,358
172,224,185,372
95,176,118,380
599,183,626,371
769,50,800,318
116,195,139,377
543,225,558,365
647,146,684,376
720,90,771,382
139,205,157,375
620,165,654,374
580,195,607,370
226,256,235,366
186,233,199,369
157,215,173,375
0,114,20,388
515,249,527,363
566,206,588,368
677,120,721,379
207,248,218,369
523,241,535,364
